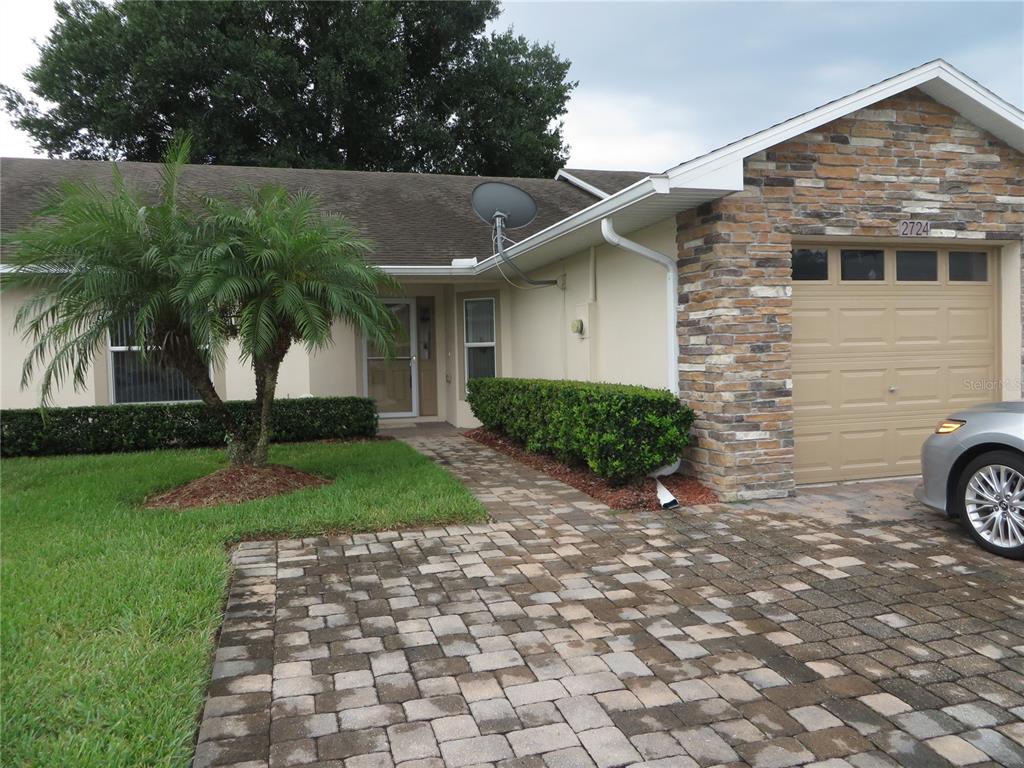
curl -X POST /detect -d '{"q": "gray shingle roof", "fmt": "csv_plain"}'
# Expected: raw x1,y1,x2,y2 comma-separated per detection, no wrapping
561,168,652,196
0,158,601,267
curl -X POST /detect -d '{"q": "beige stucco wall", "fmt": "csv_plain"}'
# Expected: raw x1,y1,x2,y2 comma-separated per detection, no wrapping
1,286,103,409
225,339,321,401
222,341,255,400
308,320,360,397
504,217,675,389
1,222,676,424
433,218,676,429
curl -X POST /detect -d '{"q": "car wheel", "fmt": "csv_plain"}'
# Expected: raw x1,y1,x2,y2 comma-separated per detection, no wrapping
952,450,1024,560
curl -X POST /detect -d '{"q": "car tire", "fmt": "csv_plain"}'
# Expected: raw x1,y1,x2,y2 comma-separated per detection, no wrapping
952,450,1024,561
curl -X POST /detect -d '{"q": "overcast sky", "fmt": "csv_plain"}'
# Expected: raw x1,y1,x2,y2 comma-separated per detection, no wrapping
2,1,1022,172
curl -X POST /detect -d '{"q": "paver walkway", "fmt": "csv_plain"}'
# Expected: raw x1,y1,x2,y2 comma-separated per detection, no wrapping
194,433,1024,768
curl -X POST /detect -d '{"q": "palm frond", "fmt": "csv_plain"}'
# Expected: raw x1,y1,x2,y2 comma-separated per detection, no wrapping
197,184,399,361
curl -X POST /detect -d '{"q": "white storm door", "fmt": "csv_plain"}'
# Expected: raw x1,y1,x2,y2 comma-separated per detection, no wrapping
364,299,419,417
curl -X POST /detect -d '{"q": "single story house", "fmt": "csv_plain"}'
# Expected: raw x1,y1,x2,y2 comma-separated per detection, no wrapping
2,59,1022,500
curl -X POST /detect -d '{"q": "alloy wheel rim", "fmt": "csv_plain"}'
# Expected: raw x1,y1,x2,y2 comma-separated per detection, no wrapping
965,464,1024,549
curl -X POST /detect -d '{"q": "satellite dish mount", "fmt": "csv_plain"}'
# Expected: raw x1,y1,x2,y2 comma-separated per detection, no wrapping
471,182,557,287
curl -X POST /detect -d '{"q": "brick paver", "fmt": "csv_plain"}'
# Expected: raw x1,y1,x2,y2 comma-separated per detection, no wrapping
194,432,1024,768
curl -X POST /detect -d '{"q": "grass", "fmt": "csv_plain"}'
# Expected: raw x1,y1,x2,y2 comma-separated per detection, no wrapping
1,440,486,767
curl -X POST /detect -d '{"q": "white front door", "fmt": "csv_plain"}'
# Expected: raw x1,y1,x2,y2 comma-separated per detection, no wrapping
365,299,419,418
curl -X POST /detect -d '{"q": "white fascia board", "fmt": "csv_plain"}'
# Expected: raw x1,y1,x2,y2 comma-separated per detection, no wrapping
919,70,1024,151
927,61,1024,133
664,59,1024,187
670,158,745,192
383,264,476,277
554,169,610,199
3,260,481,279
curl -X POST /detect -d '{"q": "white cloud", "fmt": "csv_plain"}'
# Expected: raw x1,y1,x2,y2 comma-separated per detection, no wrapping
947,35,1024,106
0,1,57,157
561,88,711,172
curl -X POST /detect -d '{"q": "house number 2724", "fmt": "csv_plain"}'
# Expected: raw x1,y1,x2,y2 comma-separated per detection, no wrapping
897,220,931,236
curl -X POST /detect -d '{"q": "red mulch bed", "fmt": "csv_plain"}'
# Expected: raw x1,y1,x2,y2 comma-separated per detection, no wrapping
145,464,330,510
464,428,717,510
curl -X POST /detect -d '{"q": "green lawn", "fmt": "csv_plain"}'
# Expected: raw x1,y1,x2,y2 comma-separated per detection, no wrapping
1,440,486,767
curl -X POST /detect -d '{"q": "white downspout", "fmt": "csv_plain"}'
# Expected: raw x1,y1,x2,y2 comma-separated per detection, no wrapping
600,217,679,395
588,246,598,304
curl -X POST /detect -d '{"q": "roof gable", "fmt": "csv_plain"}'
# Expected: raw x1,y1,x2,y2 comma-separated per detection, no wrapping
663,59,1024,189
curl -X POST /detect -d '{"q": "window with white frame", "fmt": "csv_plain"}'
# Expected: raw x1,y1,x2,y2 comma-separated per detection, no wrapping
109,319,199,403
464,297,496,384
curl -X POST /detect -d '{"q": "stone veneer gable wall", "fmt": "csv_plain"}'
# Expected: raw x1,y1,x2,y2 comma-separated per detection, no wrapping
676,87,1024,501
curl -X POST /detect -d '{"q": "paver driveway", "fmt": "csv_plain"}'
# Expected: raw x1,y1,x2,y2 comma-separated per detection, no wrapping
194,433,1024,768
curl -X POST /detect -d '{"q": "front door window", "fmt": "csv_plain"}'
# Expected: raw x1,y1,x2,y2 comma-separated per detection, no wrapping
366,300,417,416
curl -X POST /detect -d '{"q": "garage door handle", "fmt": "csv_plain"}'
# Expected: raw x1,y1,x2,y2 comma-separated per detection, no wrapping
888,385,898,393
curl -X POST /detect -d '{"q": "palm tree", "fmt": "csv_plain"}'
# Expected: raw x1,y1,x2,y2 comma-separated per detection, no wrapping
4,137,399,466
192,186,400,465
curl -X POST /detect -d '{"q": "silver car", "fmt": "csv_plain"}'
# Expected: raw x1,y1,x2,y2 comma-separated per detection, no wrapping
916,401,1024,560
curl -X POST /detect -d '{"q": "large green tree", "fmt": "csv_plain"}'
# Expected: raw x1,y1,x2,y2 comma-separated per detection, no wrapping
2,0,575,177
4,138,400,466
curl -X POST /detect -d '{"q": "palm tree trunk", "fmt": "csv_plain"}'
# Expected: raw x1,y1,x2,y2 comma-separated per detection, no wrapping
247,359,281,466
169,351,250,458
235,337,291,467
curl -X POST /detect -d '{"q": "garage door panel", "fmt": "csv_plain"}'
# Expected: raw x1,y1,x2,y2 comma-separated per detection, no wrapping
792,307,832,350
892,365,943,406
792,370,833,412
949,363,997,404
794,431,834,477
839,369,888,408
794,414,953,483
893,308,943,345
948,307,993,344
837,429,889,473
793,244,998,484
837,308,889,347
894,424,935,469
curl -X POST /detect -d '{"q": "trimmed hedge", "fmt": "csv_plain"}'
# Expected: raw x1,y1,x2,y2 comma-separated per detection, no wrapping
466,378,694,485
0,396,377,458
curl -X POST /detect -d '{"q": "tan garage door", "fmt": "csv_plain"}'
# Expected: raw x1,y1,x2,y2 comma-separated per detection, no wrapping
792,244,999,484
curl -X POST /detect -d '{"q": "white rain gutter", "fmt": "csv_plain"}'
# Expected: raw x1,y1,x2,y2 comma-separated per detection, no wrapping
600,217,678,395
472,175,671,274
381,264,475,277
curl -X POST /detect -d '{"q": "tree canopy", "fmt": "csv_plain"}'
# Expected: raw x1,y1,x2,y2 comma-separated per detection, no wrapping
2,0,576,177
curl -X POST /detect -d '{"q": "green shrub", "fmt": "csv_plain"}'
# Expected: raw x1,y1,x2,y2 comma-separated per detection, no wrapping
0,396,377,457
466,378,695,484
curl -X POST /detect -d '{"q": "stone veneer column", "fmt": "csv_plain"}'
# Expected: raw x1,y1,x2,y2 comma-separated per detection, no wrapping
675,201,796,501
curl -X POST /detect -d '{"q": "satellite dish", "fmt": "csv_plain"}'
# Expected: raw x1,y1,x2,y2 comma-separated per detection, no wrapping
469,180,555,288
471,182,537,229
